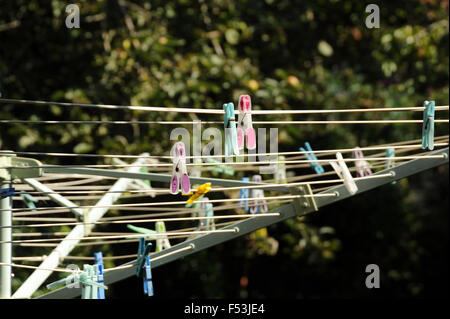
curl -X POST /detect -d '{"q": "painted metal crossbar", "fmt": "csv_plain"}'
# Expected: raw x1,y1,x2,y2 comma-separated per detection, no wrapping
36,147,448,299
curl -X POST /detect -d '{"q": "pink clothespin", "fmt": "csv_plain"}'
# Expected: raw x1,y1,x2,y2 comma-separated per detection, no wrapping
237,95,256,150
250,175,268,214
352,147,372,177
170,142,191,194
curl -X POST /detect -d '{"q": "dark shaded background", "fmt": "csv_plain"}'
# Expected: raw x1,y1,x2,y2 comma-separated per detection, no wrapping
0,0,448,298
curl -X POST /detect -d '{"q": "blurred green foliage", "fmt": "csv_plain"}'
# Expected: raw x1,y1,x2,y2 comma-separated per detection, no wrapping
0,0,448,298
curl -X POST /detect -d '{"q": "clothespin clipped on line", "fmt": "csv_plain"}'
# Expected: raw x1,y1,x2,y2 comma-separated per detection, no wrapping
237,94,256,150
0,187,15,200
352,147,372,177
199,197,215,231
300,142,324,174
20,191,38,211
94,252,105,299
184,182,212,204
250,175,268,214
155,221,171,252
386,148,397,185
275,156,287,184
329,152,358,195
127,223,171,253
46,264,107,299
205,158,235,175
239,177,250,212
136,238,154,296
223,102,239,156
422,100,435,150
170,141,191,195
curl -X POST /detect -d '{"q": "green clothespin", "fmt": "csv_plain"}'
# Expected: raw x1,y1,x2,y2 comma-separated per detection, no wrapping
155,221,171,252
20,192,38,211
206,158,235,176
127,224,157,239
275,156,287,184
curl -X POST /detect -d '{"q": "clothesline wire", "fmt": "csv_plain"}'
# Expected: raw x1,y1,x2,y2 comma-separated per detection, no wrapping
1,139,448,160
1,119,448,125
14,220,241,247
1,193,337,214
8,213,281,233
1,97,448,115
0,229,240,244
1,154,445,170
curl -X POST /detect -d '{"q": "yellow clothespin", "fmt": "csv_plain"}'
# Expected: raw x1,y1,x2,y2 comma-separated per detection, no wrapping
184,182,212,204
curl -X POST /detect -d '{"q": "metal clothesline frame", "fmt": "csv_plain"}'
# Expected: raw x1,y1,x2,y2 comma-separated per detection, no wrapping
32,146,448,299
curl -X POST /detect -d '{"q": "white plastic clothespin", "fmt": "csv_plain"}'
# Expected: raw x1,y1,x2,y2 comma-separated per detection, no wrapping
250,175,268,214
237,95,256,150
330,152,358,195
352,147,372,177
170,142,191,194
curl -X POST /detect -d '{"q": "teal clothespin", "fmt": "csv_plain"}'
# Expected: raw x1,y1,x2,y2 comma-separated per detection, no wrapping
20,191,38,211
239,177,249,211
422,100,435,150
127,224,158,244
136,238,153,296
223,102,239,156
46,264,107,299
206,158,235,175
386,148,397,185
94,252,105,299
200,198,215,231
300,142,324,174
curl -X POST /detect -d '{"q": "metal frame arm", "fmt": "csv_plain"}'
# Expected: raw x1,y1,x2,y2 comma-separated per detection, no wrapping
37,147,448,299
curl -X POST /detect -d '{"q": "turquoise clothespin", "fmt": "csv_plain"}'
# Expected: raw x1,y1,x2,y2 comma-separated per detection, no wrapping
223,102,239,156
20,191,38,211
239,177,249,211
94,252,105,299
199,198,215,231
128,223,170,252
136,237,153,296
300,142,324,174
386,148,397,185
206,158,235,175
46,264,107,299
422,100,435,150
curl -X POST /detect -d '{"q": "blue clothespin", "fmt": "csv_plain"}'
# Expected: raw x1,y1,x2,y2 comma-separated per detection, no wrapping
136,237,153,296
300,142,324,174
223,102,239,156
239,177,249,211
20,192,38,211
0,187,15,200
422,100,435,150
94,252,105,299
